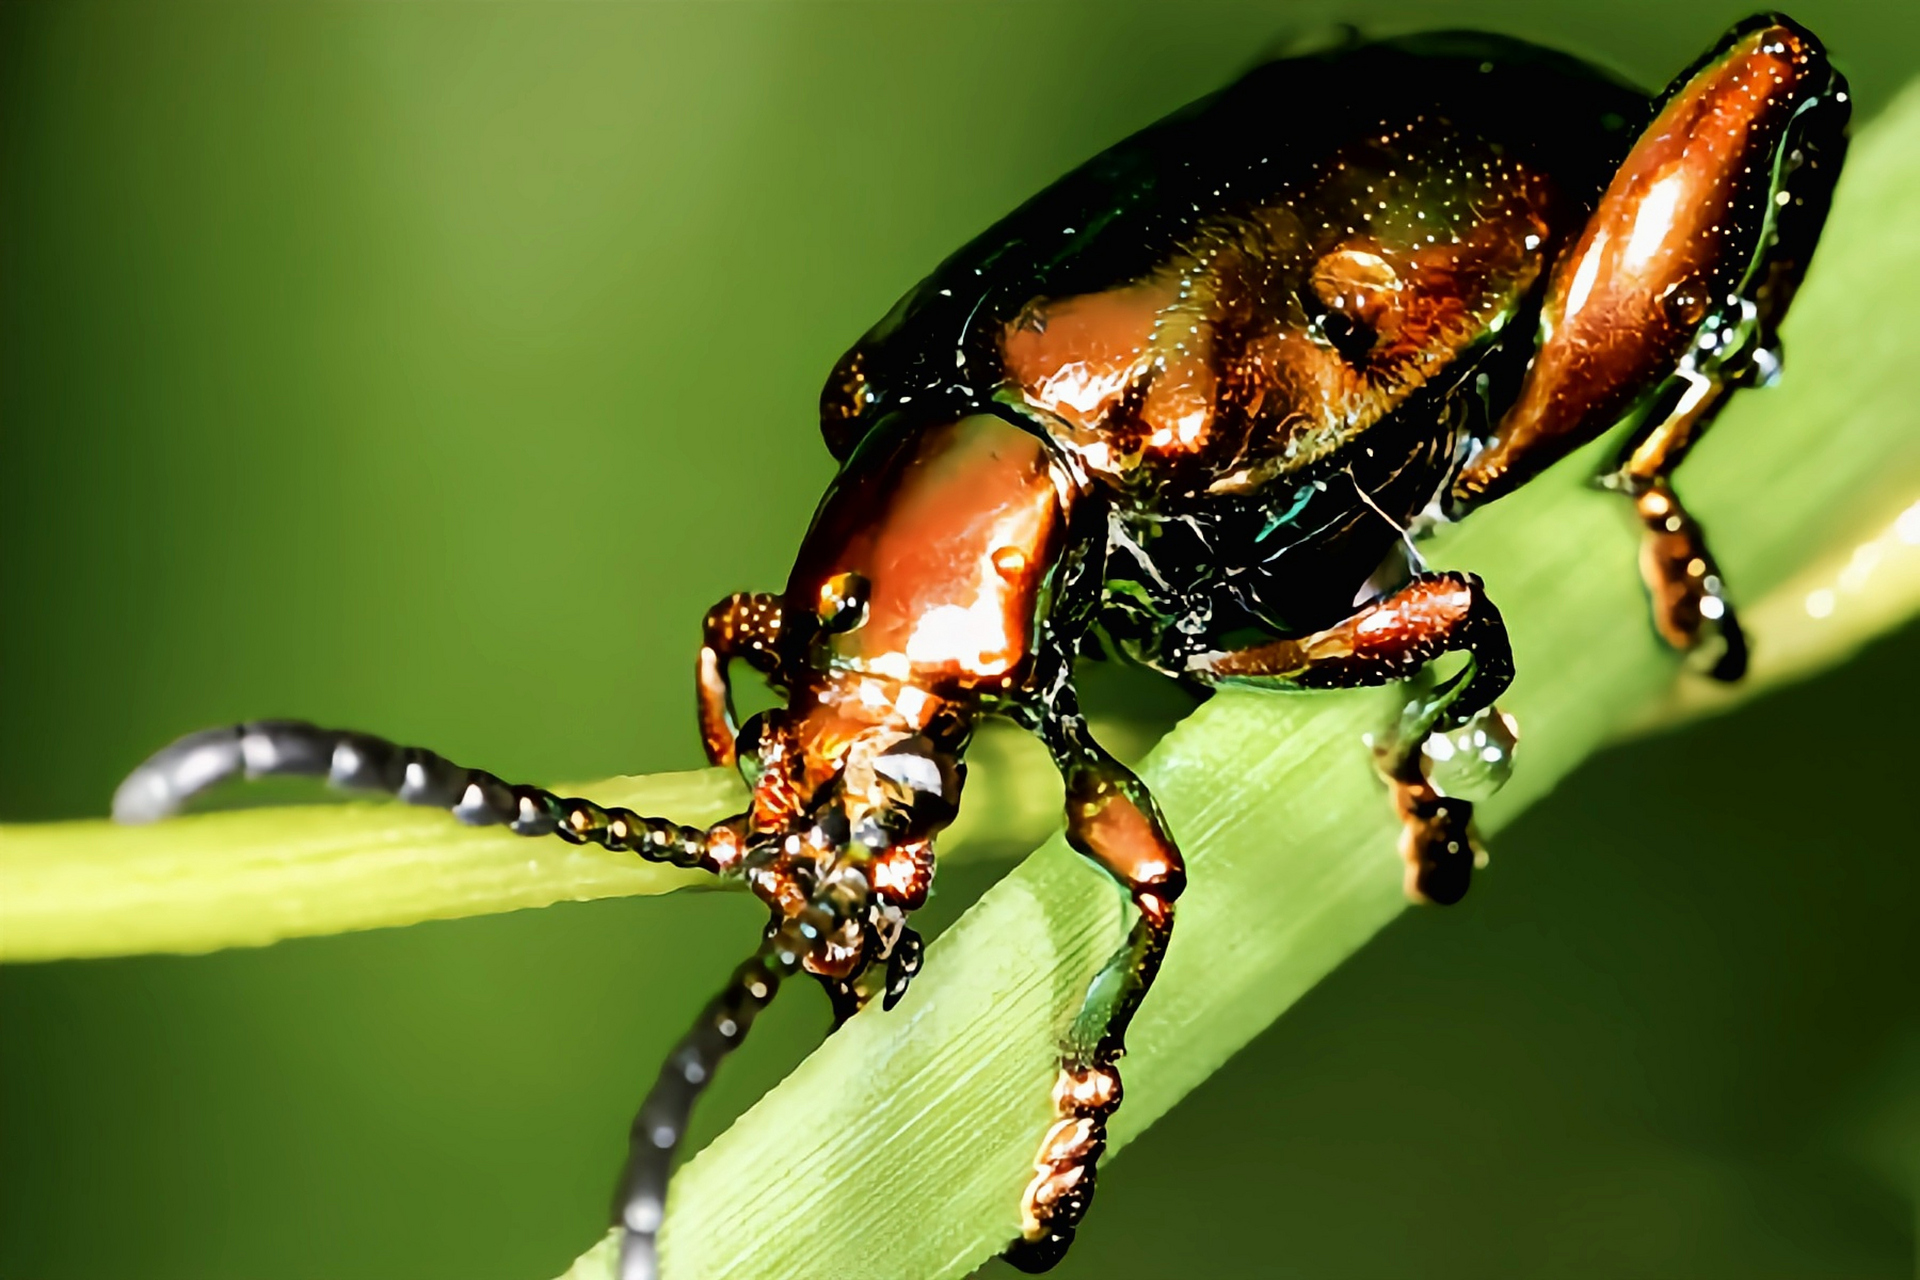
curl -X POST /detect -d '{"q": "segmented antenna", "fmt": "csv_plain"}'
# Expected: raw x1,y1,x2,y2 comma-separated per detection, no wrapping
112,720,714,869
613,923,801,1280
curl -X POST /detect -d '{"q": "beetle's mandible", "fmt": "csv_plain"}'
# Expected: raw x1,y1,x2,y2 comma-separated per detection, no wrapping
115,16,1849,1277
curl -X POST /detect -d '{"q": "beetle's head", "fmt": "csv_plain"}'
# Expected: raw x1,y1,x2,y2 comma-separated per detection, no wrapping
720,674,970,980
705,409,1068,979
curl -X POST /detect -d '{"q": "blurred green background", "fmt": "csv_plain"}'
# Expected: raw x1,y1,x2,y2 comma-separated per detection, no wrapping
2,2,1915,1277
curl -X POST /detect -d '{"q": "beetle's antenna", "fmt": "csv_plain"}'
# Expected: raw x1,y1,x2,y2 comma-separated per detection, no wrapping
613,921,803,1280
113,720,718,870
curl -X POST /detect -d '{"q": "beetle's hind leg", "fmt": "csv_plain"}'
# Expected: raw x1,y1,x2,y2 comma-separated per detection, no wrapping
114,719,727,872
1449,17,1846,683
1189,573,1513,905
1006,695,1184,1271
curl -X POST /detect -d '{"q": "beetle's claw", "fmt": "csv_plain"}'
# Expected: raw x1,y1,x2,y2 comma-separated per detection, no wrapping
1689,599,1748,683
1393,776,1479,906
1005,1227,1076,1274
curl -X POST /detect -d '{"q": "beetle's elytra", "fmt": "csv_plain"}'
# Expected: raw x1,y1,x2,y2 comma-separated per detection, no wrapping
116,16,1848,1277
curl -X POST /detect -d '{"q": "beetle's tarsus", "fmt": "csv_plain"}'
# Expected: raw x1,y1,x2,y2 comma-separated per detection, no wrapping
1598,372,1752,682
816,972,866,1031
1389,767,1480,906
1011,896,1167,1269
882,924,924,1011
1623,479,1751,683
1703,609,1749,684
1006,1224,1078,1272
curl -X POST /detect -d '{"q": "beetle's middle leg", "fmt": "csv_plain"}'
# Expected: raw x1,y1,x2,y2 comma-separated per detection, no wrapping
1005,696,1185,1272
1188,572,1513,905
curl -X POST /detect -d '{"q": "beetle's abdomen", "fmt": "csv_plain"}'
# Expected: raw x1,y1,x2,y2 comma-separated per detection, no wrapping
998,122,1555,500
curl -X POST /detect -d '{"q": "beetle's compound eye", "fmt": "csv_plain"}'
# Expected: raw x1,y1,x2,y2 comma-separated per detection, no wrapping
1307,246,1396,365
816,571,870,634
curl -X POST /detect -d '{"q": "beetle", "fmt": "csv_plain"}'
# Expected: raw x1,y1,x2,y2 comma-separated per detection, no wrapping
113,14,1848,1278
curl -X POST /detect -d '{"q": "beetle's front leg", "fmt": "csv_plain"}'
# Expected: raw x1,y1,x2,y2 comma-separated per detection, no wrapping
1007,696,1184,1272
696,592,784,767
1189,573,1513,905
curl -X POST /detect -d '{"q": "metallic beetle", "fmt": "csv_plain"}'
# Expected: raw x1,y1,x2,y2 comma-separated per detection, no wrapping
116,16,1848,1277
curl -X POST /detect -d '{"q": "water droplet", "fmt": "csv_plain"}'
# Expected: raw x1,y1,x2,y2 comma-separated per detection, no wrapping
1424,706,1519,802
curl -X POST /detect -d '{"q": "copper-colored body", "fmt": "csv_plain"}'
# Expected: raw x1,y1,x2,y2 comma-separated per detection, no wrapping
1000,125,1552,501
112,19,1849,1280
720,20,1845,1270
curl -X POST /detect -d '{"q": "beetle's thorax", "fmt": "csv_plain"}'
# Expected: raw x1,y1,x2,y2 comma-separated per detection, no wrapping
785,410,1078,694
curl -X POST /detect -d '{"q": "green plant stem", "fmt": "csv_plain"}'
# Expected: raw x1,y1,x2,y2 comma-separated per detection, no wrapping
2,492,1906,966
551,83,1920,1280
0,770,736,961
0,723,1102,961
